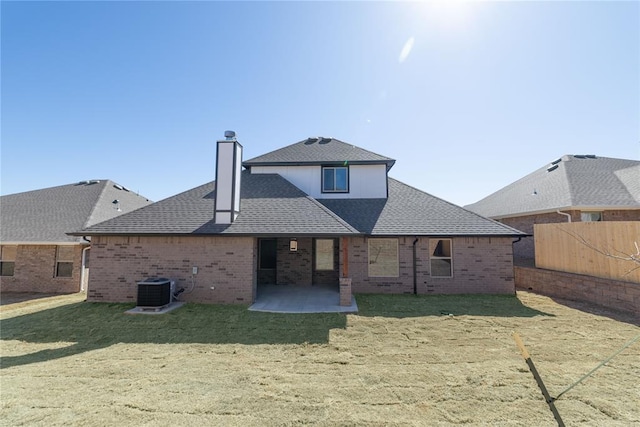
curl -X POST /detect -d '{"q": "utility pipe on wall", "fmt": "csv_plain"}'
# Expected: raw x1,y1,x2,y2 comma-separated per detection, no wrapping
80,245,91,292
557,210,572,222
413,237,419,295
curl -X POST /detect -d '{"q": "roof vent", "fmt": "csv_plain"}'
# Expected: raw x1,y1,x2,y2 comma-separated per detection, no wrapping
114,184,124,190
547,164,559,172
224,130,236,141
585,154,596,159
319,137,332,144
550,158,561,165
573,154,586,159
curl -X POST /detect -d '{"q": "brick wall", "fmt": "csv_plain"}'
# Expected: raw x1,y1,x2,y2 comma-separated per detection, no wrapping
0,244,85,293
276,237,312,286
344,236,515,295
88,236,256,304
602,209,640,221
515,265,639,317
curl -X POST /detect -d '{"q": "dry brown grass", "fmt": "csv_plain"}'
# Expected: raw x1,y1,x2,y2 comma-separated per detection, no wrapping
1,291,638,426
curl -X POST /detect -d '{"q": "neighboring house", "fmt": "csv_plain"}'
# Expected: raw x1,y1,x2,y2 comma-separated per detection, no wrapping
0,180,152,293
71,134,526,305
465,155,640,260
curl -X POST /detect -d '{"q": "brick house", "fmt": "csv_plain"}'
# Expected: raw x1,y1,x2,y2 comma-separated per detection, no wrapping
1,180,151,293
72,133,525,304
465,155,640,260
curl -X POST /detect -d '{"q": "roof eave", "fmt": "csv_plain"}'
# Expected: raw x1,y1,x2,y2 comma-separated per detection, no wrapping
488,205,640,220
243,160,395,169
0,240,87,245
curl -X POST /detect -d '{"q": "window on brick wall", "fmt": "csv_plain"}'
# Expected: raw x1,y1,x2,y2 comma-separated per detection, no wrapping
580,211,602,222
315,239,335,271
55,246,74,278
1,245,16,277
430,239,453,278
368,238,399,277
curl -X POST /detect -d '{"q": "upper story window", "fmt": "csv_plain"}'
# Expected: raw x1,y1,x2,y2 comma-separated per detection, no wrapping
322,166,349,193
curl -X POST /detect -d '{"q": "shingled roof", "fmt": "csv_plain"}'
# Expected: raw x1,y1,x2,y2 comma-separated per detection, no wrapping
243,137,396,170
321,179,523,236
465,155,640,218
1,180,152,243
75,171,359,236
74,172,523,237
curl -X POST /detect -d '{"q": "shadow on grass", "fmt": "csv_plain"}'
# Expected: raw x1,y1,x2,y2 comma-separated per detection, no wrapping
544,294,640,327
355,293,554,318
0,302,347,369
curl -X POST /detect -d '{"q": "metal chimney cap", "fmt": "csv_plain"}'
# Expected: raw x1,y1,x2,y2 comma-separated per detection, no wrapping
224,130,236,140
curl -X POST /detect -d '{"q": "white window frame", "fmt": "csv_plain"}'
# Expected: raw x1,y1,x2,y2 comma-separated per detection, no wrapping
430,239,453,278
368,238,399,278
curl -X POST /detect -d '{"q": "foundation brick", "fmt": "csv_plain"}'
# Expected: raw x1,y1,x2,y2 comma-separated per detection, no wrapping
515,265,639,316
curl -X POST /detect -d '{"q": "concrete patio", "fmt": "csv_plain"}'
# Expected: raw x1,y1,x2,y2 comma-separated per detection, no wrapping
249,285,358,314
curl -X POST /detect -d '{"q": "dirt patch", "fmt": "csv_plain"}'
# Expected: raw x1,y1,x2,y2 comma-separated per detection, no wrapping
1,291,638,426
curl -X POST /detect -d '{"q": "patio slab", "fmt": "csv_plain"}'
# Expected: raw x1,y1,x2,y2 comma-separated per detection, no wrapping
249,285,358,313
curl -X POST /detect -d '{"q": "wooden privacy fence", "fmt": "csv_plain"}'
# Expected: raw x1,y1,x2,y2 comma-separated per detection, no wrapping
534,221,640,284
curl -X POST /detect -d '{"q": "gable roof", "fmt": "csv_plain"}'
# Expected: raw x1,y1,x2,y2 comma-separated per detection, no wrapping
465,155,640,218
74,172,523,237
1,180,152,244
243,137,396,170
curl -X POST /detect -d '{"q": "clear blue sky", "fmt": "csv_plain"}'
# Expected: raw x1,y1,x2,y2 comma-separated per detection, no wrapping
2,1,638,206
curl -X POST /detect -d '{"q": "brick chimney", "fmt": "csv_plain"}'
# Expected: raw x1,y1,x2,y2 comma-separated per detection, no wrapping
214,131,242,224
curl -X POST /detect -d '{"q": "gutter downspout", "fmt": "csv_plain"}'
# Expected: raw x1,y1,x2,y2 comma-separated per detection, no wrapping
557,210,572,222
80,236,91,292
413,237,419,295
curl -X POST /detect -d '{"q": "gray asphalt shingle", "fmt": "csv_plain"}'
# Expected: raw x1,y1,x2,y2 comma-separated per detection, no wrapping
243,137,396,170
76,172,359,236
465,155,640,218
320,179,524,236
75,172,523,237
1,180,152,243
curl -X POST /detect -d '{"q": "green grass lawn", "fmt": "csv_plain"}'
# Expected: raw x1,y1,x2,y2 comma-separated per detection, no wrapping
1,292,638,426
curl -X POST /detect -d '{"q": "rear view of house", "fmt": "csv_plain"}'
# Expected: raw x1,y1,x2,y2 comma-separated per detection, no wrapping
1,180,152,293
73,133,525,305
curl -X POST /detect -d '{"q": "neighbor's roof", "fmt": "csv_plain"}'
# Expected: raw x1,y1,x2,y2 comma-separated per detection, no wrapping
1,180,152,243
465,155,640,218
243,137,396,170
74,172,524,237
